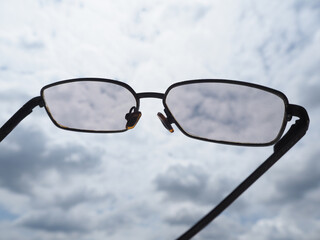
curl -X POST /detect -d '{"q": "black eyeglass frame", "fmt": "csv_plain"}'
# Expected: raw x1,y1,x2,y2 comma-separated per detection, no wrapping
41,78,141,134
40,78,290,147
163,79,290,146
0,78,310,240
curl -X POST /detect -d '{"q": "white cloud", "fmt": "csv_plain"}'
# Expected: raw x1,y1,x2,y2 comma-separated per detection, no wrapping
0,0,319,239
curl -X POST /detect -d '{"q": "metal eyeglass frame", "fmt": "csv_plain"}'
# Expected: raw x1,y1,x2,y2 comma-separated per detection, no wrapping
0,78,310,240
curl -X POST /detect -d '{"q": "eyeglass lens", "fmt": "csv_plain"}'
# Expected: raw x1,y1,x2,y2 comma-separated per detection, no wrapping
165,82,286,145
42,81,138,132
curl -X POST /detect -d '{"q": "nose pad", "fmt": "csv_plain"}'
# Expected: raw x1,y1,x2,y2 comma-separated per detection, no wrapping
125,107,142,130
157,112,174,133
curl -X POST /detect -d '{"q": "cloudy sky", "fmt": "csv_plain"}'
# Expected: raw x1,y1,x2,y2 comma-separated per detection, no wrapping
0,0,319,239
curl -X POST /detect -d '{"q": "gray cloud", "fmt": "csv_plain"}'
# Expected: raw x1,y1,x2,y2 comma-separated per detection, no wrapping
154,164,238,206
16,200,159,237
34,188,117,212
154,164,209,202
301,84,320,109
195,216,245,240
17,209,90,233
164,207,206,227
0,127,102,195
60,192,114,211
265,149,320,206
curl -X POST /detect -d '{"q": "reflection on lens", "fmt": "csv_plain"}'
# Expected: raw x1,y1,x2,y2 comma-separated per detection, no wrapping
165,82,286,145
42,81,138,132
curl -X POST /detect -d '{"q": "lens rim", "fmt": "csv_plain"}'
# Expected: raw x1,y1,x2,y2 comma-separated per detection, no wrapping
40,78,140,133
163,79,290,146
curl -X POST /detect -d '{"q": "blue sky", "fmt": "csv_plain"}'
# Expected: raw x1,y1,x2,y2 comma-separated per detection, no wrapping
0,0,319,239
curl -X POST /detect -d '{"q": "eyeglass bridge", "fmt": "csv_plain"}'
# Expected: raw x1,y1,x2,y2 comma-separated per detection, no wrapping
135,92,175,133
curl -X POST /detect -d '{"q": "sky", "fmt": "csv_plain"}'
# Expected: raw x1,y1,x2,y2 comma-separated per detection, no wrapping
0,0,319,239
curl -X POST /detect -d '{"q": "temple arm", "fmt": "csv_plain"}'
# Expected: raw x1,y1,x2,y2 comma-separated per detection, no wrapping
0,96,44,142
176,104,309,240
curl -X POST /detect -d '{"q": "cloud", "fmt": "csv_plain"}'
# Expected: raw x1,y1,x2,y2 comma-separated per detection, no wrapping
155,164,210,203
238,216,320,240
19,35,45,51
164,206,204,226
0,205,17,221
0,126,102,195
0,0,319,239
301,83,320,109
34,188,117,212
262,148,320,209
154,164,239,206
17,209,89,233
275,157,320,203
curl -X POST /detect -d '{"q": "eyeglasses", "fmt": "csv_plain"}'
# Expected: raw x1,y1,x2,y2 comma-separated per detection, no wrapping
0,78,309,239
0,78,296,145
